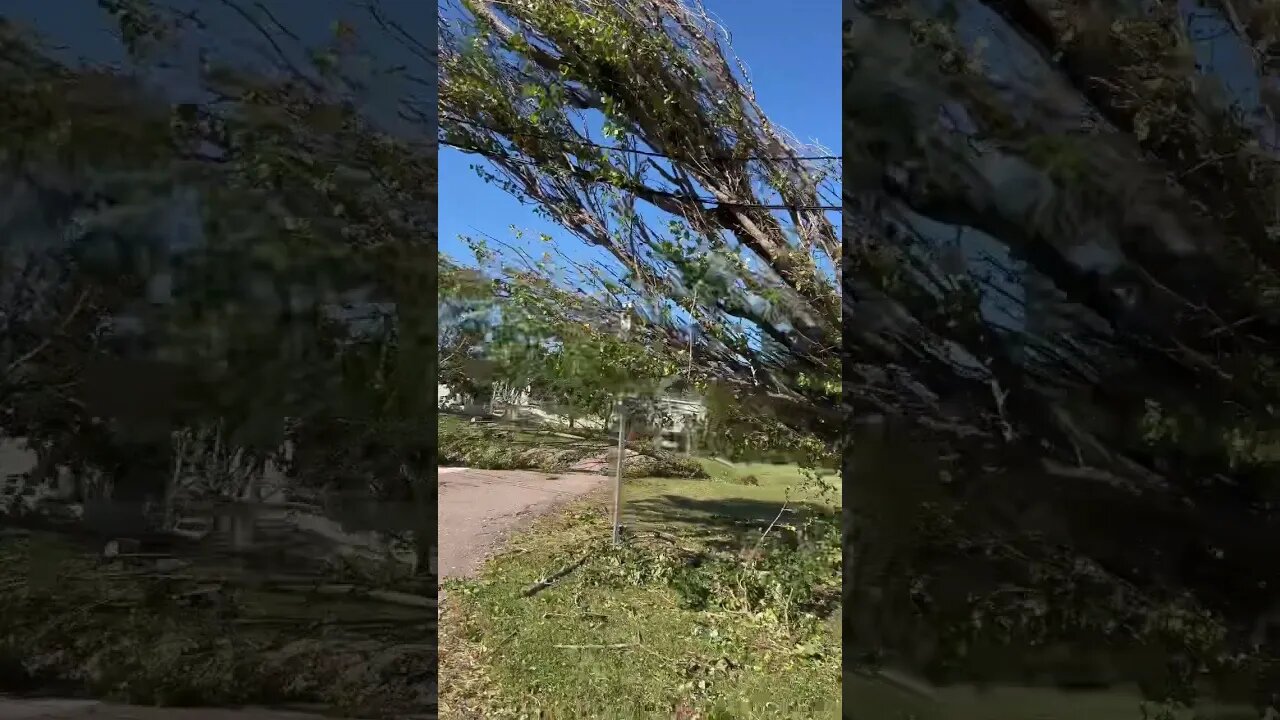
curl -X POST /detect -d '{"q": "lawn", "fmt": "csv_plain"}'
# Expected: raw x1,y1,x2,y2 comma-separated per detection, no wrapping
439,459,841,719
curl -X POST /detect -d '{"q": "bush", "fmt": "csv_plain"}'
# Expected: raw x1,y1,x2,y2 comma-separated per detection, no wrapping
621,452,707,479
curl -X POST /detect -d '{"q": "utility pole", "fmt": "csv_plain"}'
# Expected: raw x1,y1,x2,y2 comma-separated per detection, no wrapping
612,302,632,545
686,282,698,457
612,397,626,545
688,283,697,376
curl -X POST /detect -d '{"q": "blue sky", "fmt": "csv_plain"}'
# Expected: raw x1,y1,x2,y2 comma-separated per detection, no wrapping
438,0,842,269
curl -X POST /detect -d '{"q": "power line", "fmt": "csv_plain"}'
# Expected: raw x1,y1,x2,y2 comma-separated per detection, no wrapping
445,136,841,211
441,136,842,212
442,116,842,162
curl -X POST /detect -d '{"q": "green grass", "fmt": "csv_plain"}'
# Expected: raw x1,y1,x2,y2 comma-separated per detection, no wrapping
691,458,837,485
440,462,841,719
621,460,838,552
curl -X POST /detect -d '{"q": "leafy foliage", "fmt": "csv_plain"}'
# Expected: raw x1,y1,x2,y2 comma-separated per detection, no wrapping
665,513,842,624
440,0,841,449
847,0,1280,707
0,3,436,506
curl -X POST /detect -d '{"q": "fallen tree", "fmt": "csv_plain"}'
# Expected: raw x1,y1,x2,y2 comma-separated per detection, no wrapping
846,0,1280,705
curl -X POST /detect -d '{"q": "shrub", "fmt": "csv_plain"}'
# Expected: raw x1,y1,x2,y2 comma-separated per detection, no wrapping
621,453,707,479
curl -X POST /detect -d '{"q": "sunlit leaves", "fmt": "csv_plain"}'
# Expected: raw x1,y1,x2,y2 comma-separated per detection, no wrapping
440,0,840,437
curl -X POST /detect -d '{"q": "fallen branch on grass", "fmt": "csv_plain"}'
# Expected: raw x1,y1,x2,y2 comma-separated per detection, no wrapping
552,643,633,650
864,667,938,703
294,584,435,609
640,530,698,554
541,610,609,620
238,575,433,609
745,500,789,567
521,553,590,597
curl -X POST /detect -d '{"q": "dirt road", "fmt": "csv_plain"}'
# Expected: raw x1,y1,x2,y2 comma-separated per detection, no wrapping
437,467,606,580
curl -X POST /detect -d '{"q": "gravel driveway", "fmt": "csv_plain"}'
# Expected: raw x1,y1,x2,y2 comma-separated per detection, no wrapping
437,467,606,581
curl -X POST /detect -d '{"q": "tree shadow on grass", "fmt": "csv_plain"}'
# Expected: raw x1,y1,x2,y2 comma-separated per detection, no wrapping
625,494,836,552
